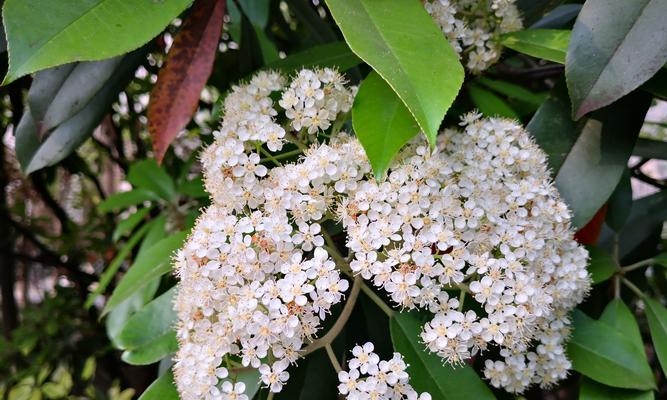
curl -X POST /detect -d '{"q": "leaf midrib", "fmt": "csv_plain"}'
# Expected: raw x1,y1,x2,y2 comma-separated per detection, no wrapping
573,0,653,111
329,0,431,138
569,339,653,388
13,0,111,75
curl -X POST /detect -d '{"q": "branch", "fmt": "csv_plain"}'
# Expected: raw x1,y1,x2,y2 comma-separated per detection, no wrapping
30,171,72,233
302,275,362,356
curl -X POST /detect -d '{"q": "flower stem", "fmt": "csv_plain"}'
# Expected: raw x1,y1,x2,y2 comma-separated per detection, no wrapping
267,392,274,400
622,278,646,299
325,344,343,373
302,275,362,356
621,258,655,274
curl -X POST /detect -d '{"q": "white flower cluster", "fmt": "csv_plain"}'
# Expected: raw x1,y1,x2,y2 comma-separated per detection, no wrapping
338,113,590,393
338,343,431,400
425,0,523,73
174,66,590,398
174,69,355,400
279,69,355,134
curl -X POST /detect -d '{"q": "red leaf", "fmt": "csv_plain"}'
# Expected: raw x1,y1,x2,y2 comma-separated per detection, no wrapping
148,0,225,163
574,204,608,245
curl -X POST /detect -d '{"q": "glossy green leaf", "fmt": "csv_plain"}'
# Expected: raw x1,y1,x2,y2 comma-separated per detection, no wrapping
177,177,208,199
98,189,160,213
138,370,178,400
105,279,161,346
655,253,667,267
567,309,655,390
599,299,643,351
606,169,633,232
127,159,176,202
229,368,261,399
644,298,667,376
116,286,177,350
137,215,168,257
566,0,667,119
586,246,617,285
102,231,187,316
112,208,151,242
352,71,420,179
579,378,654,400
27,64,75,123
477,77,547,106
16,50,146,174
527,83,650,228
238,0,270,29
500,29,570,63
325,0,464,147
121,331,177,365
531,4,582,29
390,311,495,400
40,56,123,132
84,221,153,309
468,84,520,120
2,0,191,84
266,42,362,74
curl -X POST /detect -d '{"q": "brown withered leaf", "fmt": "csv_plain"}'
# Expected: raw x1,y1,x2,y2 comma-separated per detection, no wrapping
148,0,225,163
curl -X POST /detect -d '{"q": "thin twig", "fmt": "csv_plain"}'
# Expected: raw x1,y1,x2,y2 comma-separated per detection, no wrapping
325,344,342,373
621,278,646,299
302,276,362,356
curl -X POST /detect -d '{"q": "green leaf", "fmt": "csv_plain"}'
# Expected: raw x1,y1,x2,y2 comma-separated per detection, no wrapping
17,50,147,174
116,286,177,350
566,0,667,119
325,0,464,147
655,253,667,267
105,280,161,346
567,309,655,390
39,56,123,133
586,246,617,285
266,42,362,74
127,159,176,202
177,177,208,199
531,4,582,29
102,231,187,316
138,370,178,400
468,84,520,120
579,378,654,400
644,298,667,377
476,77,547,106
229,368,261,399
84,221,153,308
27,64,76,123
121,331,177,365
2,0,192,84
98,189,160,213
238,0,270,29
606,169,633,232
352,71,420,179
112,208,151,242
599,299,643,352
390,311,495,400
527,83,650,228
500,29,570,63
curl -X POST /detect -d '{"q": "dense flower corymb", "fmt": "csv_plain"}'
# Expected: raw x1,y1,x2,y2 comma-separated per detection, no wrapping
173,67,590,399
